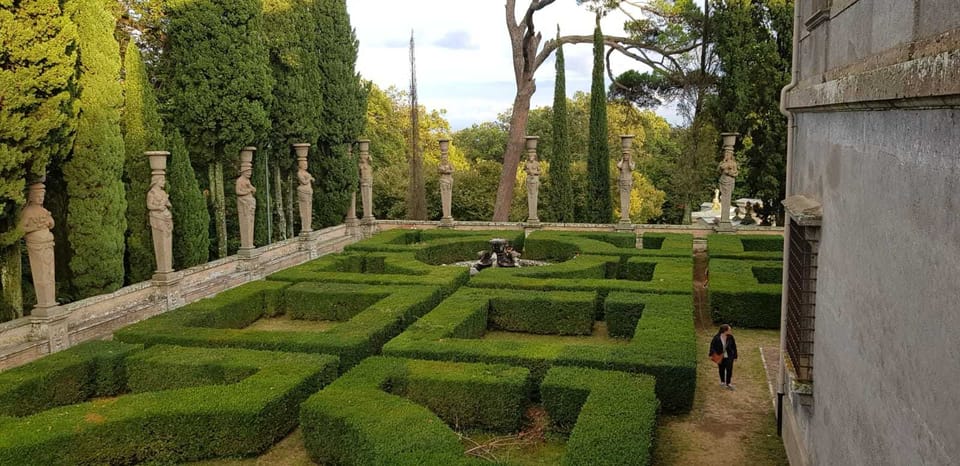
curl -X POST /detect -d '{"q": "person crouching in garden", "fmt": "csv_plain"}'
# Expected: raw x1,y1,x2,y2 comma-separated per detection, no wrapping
710,324,738,390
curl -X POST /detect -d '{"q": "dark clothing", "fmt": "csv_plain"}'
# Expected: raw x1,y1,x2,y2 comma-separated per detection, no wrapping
719,357,734,384
709,333,738,360
709,333,738,384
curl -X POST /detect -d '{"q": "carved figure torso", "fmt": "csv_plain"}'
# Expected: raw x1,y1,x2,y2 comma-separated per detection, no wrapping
147,184,173,232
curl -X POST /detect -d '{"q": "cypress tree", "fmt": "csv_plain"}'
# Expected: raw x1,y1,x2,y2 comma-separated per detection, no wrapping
586,17,611,223
546,31,574,222
262,0,324,236
166,130,210,269
162,0,274,255
62,0,127,297
0,0,78,319
252,151,270,246
312,0,367,227
122,41,164,283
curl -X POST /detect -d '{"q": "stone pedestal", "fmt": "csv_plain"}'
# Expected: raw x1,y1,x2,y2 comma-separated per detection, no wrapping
524,136,541,225
152,271,183,310
635,231,645,249
29,310,69,354
438,138,454,227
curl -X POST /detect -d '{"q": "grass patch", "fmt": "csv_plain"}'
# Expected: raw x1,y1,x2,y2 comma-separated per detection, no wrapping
240,316,339,333
482,322,630,346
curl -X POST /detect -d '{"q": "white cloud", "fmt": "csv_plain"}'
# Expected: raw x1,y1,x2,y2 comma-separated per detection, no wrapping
347,1,680,129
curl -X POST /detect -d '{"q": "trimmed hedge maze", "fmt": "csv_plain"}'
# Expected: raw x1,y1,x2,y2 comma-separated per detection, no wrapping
4,229,703,464
0,341,337,465
706,232,785,329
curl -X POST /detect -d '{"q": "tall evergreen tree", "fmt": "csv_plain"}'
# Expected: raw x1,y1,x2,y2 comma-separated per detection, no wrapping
166,130,210,269
0,0,79,319
312,0,367,227
545,31,574,222
262,0,324,236
252,151,270,246
162,0,274,256
585,17,611,223
62,0,127,298
122,41,164,283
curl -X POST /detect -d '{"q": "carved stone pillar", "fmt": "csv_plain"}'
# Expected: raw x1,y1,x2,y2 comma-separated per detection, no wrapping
358,139,374,223
236,146,258,256
146,152,175,281
717,133,740,233
524,136,541,225
438,138,454,227
617,135,636,229
19,180,58,315
293,143,314,234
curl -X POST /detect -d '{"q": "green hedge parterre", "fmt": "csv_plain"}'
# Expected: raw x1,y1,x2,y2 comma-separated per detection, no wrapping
708,259,783,328
116,281,445,369
300,356,529,465
0,345,337,465
383,288,696,413
522,231,692,261
707,234,783,260
541,366,659,466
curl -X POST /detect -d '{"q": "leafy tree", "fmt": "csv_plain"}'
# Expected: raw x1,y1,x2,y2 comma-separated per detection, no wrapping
453,122,508,163
586,18,612,223
312,0,367,227
710,0,792,219
166,130,209,269
161,0,274,257
122,41,164,283
544,33,575,222
0,0,79,318
62,0,127,298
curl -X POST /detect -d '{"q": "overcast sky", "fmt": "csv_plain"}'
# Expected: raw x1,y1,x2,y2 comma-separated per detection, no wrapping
346,1,683,130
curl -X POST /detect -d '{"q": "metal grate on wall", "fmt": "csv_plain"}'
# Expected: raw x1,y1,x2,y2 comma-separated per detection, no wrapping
785,218,819,383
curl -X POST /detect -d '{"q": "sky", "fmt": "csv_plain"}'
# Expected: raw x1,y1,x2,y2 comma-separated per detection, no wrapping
345,1,683,130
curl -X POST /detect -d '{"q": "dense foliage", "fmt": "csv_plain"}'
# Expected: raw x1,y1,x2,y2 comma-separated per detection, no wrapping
122,42,164,283
545,37,575,222
63,0,127,298
586,20,612,223
166,130,210,269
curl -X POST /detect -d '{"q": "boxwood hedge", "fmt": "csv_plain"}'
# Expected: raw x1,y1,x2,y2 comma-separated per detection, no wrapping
541,367,659,466
300,356,529,465
468,254,692,296
0,340,140,417
383,288,696,413
115,281,445,369
708,234,783,261
709,259,783,328
0,345,337,465
346,229,525,257
267,251,469,295
522,231,692,261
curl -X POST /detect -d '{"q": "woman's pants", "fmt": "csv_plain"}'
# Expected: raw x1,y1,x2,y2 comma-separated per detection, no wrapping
719,358,734,384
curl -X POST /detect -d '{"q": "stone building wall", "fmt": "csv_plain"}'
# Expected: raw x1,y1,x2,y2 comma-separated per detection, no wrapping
780,1,960,465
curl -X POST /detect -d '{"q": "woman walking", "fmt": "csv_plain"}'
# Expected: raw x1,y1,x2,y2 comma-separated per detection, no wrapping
710,324,738,390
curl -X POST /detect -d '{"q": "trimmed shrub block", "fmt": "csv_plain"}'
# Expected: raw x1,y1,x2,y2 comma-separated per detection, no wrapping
116,281,445,369
468,254,692,296
541,367,659,466
709,259,783,328
0,341,140,417
0,345,337,465
268,251,469,296
300,356,528,465
346,229,525,258
523,231,692,261
708,234,783,261
384,289,696,413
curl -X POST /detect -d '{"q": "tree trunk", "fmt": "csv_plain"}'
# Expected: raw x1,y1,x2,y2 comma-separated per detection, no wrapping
209,162,227,258
493,82,536,221
274,165,287,240
0,244,23,321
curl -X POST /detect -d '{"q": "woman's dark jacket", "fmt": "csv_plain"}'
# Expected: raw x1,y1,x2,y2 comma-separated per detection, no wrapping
709,333,738,360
